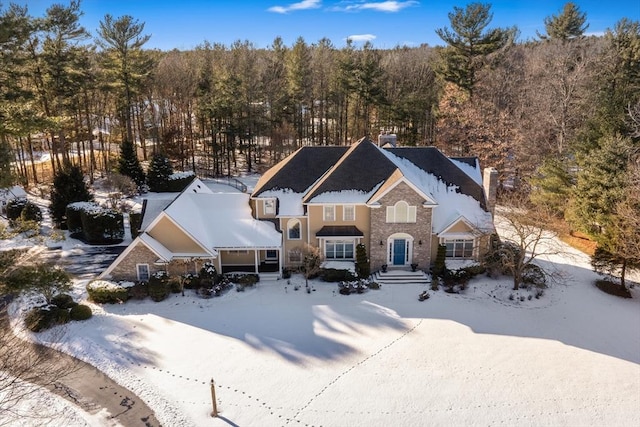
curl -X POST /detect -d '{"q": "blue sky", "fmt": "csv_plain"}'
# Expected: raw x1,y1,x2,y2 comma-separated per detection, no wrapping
16,0,640,50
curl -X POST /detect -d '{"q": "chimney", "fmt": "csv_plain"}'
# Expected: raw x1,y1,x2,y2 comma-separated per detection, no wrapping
483,167,498,215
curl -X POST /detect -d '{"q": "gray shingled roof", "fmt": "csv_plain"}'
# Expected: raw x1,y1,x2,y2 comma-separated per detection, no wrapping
253,146,349,195
316,225,364,237
386,147,486,209
305,138,397,201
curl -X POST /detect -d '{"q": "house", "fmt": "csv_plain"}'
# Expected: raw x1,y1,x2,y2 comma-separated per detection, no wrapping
100,179,282,282
251,137,496,272
102,137,497,282
0,186,28,216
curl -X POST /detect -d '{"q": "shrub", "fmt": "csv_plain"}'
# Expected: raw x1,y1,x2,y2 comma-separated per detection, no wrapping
24,305,67,332
355,243,370,279
6,198,27,221
127,281,149,299
148,272,170,302
87,280,130,304
80,207,124,244
66,202,97,234
321,268,356,282
51,293,75,309
70,304,93,321
199,262,218,286
169,278,182,293
432,244,447,278
522,264,546,288
281,267,292,279
367,281,380,290
225,273,258,286
106,172,138,197
20,201,42,222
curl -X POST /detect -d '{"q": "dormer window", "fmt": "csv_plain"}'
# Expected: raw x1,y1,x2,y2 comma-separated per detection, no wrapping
264,199,275,215
386,201,416,223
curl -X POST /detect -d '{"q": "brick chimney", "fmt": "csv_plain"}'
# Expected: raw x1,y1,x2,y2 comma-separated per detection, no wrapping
483,167,498,215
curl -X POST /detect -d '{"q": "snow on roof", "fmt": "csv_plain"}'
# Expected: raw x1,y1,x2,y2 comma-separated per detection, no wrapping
259,189,305,216
0,185,27,200
307,185,382,204
380,149,494,234
139,233,174,261
450,158,482,185
140,198,175,231
164,192,281,249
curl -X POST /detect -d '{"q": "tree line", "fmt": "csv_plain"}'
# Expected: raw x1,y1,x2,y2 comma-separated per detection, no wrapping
0,2,638,283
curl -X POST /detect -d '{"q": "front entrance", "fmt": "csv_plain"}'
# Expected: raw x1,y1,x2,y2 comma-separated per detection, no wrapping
392,239,406,265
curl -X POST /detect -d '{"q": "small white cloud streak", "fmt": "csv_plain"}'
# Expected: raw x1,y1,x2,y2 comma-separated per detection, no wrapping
346,34,377,42
343,1,418,13
268,0,322,14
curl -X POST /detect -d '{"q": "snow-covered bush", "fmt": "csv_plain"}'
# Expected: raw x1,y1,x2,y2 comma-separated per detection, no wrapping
66,202,99,234
80,206,124,244
167,171,195,192
86,280,130,304
148,271,170,302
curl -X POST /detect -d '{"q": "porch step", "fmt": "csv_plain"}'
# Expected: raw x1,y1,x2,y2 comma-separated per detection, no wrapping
259,272,281,281
372,270,431,285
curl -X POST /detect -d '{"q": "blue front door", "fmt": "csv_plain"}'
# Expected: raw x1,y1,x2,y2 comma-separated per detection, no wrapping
393,239,406,265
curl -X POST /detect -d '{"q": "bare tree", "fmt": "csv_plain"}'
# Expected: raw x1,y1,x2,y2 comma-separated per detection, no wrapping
489,192,567,290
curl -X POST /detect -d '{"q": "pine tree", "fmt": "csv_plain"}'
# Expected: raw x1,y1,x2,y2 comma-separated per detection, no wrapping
539,2,589,41
0,140,15,188
118,139,145,186
568,134,633,241
50,164,93,227
146,154,173,192
435,2,516,95
528,157,574,218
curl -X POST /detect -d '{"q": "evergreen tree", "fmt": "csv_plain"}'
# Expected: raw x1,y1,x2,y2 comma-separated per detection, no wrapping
568,134,633,241
355,243,370,279
435,2,516,95
539,2,588,41
146,153,173,192
0,140,15,188
528,156,574,218
118,139,145,186
50,164,93,227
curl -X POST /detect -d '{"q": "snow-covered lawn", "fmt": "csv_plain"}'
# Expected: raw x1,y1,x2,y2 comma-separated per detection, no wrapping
3,178,639,426
15,238,639,427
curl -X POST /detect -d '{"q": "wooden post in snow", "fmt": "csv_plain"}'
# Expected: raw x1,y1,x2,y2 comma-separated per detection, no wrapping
210,378,218,417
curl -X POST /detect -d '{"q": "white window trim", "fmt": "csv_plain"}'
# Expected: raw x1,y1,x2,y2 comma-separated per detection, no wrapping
323,205,335,222
264,199,275,215
324,239,356,260
136,263,150,281
265,250,278,260
386,201,417,223
441,238,475,259
343,205,355,221
287,218,301,240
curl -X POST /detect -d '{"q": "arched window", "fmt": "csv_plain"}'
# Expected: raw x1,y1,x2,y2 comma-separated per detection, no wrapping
287,219,301,240
386,201,416,223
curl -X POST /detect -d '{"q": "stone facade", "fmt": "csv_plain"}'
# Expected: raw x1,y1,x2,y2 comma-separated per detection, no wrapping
369,182,433,271
108,242,165,281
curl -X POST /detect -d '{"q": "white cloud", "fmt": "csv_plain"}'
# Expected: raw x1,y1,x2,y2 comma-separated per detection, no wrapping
340,1,418,13
346,34,377,42
268,0,322,14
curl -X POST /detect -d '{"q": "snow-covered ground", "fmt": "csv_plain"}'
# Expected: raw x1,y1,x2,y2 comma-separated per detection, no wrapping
2,176,640,426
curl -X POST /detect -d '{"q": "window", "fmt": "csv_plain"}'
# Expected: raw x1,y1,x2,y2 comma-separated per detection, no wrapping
325,240,355,259
136,264,150,281
343,205,355,221
386,201,417,223
264,199,275,215
289,250,301,263
323,205,335,221
266,250,277,259
444,239,474,258
287,219,301,240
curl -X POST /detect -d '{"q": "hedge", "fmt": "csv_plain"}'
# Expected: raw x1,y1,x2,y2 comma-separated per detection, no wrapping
87,280,130,303
80,207,124,244
66,202,98,234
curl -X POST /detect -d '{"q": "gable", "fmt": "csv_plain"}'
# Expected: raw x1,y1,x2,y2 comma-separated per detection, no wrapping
304,138,397,202
147,215,209,254
253,146,349,196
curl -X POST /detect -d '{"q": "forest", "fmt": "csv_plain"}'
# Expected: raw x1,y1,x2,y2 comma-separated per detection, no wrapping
0,2,638,281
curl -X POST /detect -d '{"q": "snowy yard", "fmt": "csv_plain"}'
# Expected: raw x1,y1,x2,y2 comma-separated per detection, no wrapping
13,239,639,427
3,177,639,426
